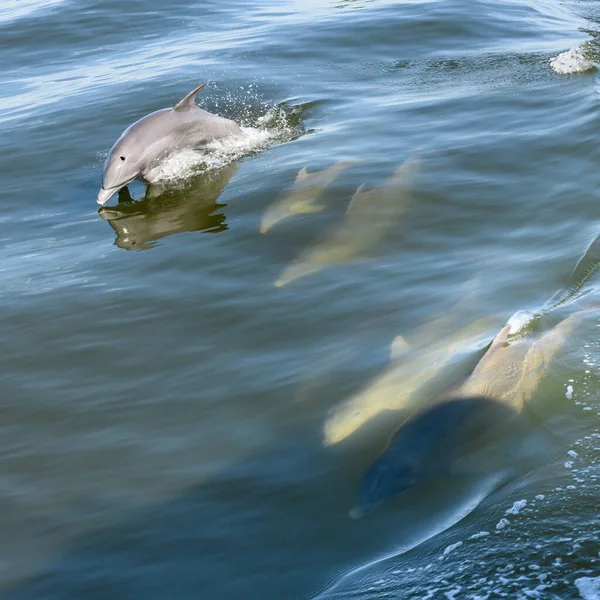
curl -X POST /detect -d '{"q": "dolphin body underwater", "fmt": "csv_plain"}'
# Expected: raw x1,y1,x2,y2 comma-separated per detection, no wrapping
260,162,352,234
322,280,493,447
351,309,588,518
98,84,243,206
322,315,496,447
274,154,420,287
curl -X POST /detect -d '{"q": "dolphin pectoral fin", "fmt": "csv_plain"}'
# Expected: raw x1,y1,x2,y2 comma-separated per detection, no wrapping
391,153,421,185
295,161,352,185
173,82,208,112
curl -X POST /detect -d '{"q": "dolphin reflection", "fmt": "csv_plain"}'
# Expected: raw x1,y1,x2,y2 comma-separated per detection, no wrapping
99,163,238,250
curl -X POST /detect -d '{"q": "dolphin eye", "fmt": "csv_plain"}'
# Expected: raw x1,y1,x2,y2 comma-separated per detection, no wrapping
120,156,126,161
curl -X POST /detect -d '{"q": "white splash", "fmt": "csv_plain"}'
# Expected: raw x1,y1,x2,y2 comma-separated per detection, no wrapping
149,127,275,183
313,474,503,599
505,499,527,515
566,385,574,400
550,44,595,75
506,310,535,335
576,576,600,600
145,103,302,184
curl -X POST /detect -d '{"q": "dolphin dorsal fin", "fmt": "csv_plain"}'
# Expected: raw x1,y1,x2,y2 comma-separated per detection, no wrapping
390,335,411,360
346,183,368,214
173,83,208,112
295,166,310,184
479,324,511,363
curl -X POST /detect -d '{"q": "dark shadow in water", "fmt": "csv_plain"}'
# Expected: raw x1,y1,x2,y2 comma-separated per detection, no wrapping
350,397,524,519
0,398,550,600
99,164,238,250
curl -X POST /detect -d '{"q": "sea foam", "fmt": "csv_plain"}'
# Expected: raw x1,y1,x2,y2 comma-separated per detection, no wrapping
549,44,595,75
576,577,600,600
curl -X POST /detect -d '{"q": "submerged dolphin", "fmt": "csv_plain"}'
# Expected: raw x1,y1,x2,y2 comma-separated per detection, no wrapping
260,162,352,233
322,314,496,447
450,309,586,408
351,396,517,519
351,308,589,518
274,155,419,287
98,83,243,205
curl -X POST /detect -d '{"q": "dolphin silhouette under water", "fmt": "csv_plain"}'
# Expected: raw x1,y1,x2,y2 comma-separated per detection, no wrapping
351,306,591,518
351,396,517,519
98,84,243,206
260,162,352,234
274,154,420,287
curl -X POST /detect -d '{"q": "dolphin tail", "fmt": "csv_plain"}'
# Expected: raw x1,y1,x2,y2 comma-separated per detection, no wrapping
173,82,209,111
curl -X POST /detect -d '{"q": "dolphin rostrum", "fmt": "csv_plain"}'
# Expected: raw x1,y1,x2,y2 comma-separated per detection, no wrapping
260,162,352,234
98,83,243,205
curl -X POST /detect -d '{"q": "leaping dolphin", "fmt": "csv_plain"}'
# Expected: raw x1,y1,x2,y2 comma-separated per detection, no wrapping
98,83,243,206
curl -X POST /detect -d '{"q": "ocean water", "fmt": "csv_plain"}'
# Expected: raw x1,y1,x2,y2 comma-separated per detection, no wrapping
1,0,600,598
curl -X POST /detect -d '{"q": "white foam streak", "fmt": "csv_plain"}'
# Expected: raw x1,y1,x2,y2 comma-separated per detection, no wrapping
506,310,535,335
576,577,600,600
550,44,595,75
